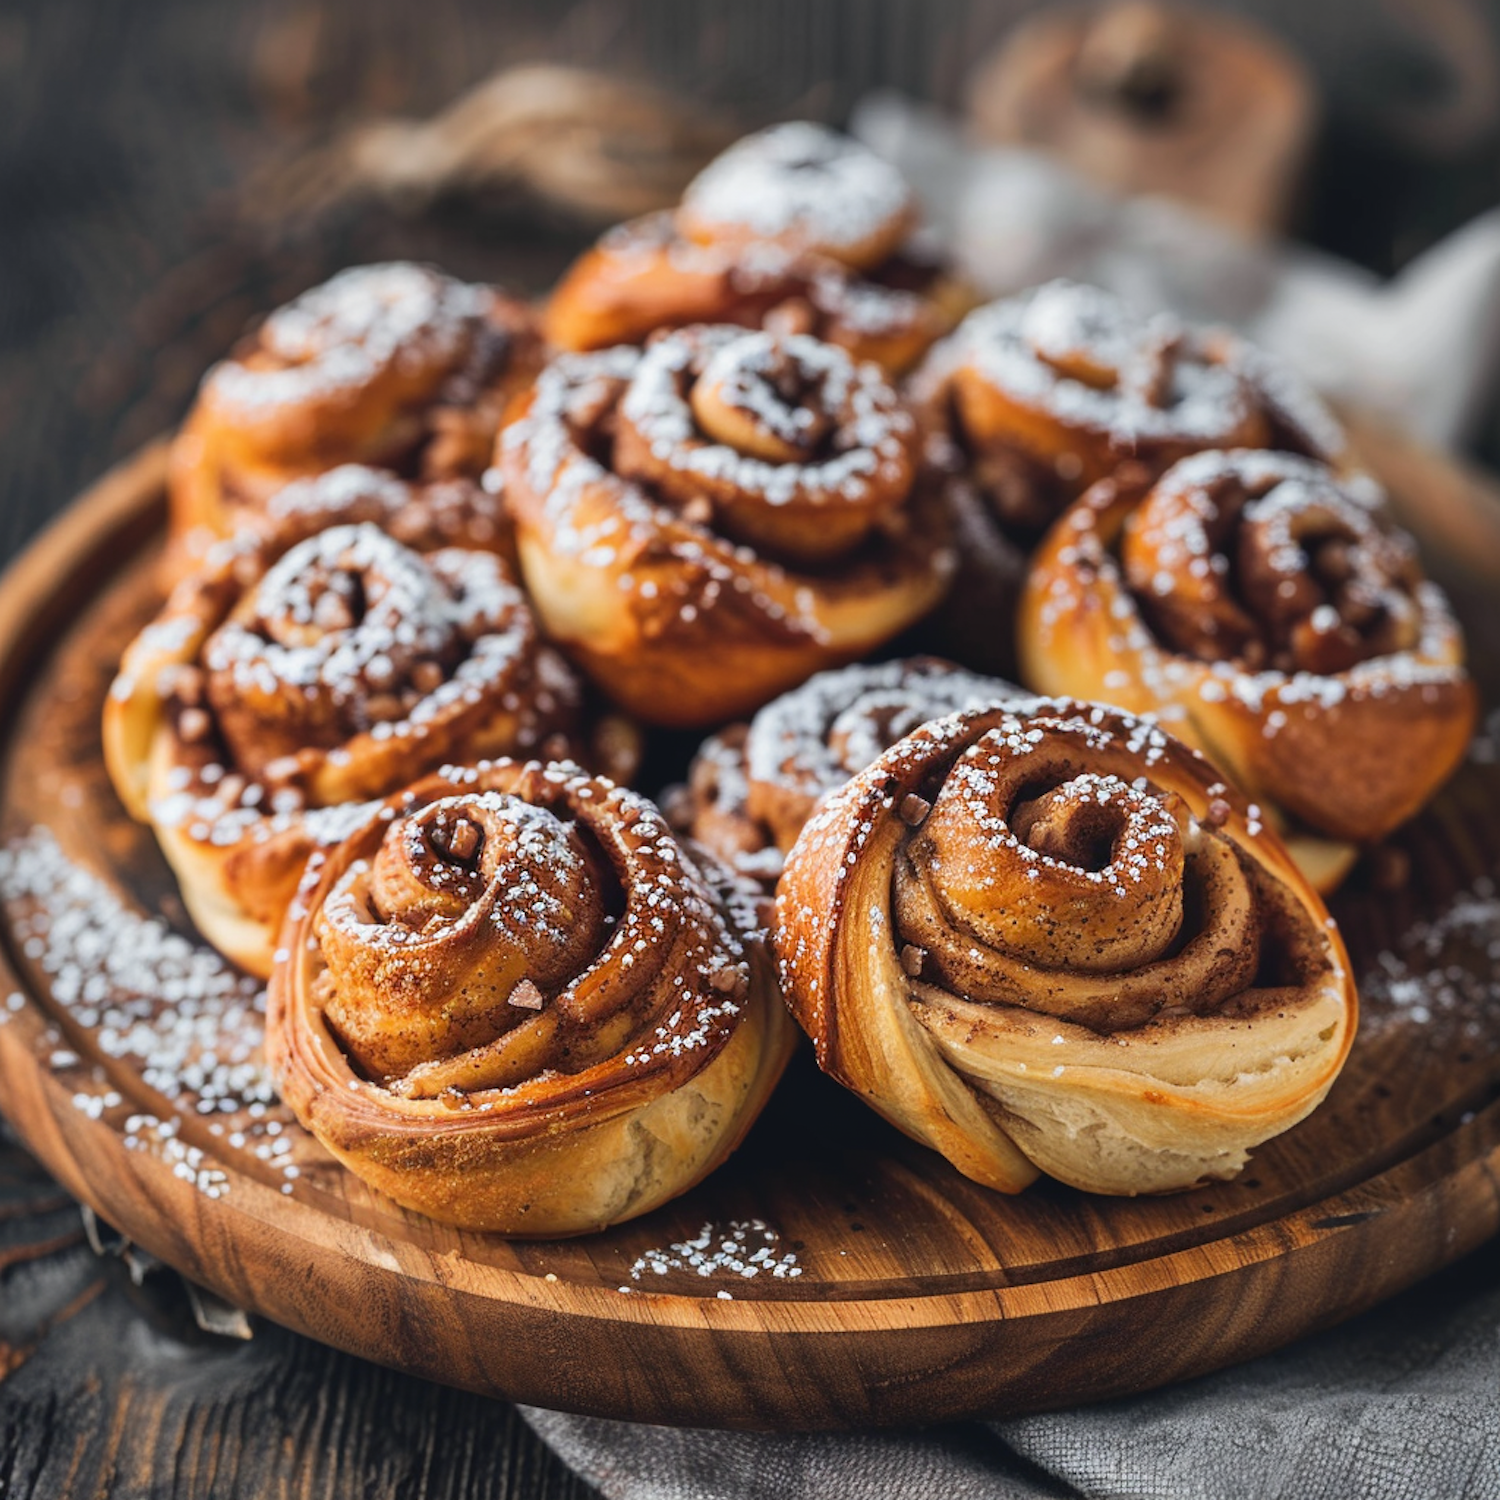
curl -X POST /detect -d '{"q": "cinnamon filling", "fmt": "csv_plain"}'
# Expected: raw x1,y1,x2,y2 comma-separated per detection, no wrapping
318,789,620,1087
1122,453,1423,674
890,725,1274,1032
609,325,920,567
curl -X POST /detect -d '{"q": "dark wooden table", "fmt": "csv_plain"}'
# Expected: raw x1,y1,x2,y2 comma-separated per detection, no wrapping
4,2,1500,1494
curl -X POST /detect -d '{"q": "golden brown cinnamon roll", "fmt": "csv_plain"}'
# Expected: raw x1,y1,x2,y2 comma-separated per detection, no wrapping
169,263,542,570
545,122,972,375
501,325,956,727
676,120,917,267
267,759,795,1235
914,279,1346,542
909,278,1348,674
773,700,1357,1196
678,657,1020,886
104,487,583,976
1018,451,1478,890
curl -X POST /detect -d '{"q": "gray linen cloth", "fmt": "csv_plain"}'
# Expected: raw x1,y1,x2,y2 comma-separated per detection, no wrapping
518,97,1500,1500
521,1247,1500,1498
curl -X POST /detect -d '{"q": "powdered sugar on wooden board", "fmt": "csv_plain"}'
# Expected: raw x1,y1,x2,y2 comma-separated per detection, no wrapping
1359,874,1500,1043
618,1219,802,1297
0,827,305,1198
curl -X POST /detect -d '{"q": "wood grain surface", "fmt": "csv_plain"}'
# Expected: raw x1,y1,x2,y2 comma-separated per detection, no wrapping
0,443,1496,1432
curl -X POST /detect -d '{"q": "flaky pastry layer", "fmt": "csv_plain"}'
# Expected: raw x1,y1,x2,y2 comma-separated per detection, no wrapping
773,700,1357,1196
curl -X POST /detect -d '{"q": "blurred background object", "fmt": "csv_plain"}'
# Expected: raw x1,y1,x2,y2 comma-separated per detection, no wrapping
965,1,1317,236
252,64,737,226
852,92,1500,450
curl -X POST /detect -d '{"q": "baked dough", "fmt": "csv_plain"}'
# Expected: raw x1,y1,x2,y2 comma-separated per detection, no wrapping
774,699,1357,1195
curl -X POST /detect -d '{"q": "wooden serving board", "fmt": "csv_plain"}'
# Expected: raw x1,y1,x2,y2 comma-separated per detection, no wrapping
0,439,1498,1433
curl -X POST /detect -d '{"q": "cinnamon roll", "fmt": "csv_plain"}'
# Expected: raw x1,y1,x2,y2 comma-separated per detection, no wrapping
267,759,794,1235
773,700,1357,1196
545,122,973,375
679,657,1020,886
500,325,956,727
104,491,583,976
914,279,1346,544
1018,450,1478,889
909,280,1346,672
169,262,542,569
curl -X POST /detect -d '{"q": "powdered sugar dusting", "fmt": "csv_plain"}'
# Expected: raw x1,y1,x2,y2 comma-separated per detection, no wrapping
1361,875,1500,1042
0,828,303,1198
619,326,913,511
681,122,912,257
619,1218,802,1294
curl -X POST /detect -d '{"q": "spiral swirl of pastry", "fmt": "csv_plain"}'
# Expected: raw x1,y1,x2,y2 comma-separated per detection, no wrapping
501,327,954,727
945,281,1263,481
1019,451,1477,880
202,524,538,782
545,210,807,352
268,760,794,1235
773,700,1356,1196
169,263,542,569
613,324,917,562
912,280,1345,543
1123,452,1418,673
681,657,1019,884
104,503,582,977
676,121,917,270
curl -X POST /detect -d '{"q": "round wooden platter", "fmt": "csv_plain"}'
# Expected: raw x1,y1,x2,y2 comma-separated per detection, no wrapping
0,439,1498,1434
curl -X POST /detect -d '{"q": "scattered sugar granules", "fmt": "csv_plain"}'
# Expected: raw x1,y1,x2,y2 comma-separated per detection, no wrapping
617,1219,802,1295
1359,874,1500,1042
0,827,304,1198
